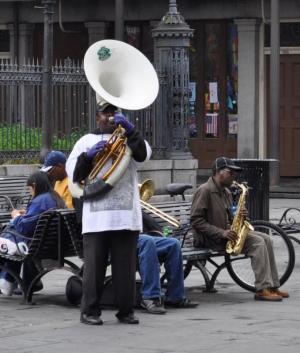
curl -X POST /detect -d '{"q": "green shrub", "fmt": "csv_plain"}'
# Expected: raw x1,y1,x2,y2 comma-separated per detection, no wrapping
0,124,87,150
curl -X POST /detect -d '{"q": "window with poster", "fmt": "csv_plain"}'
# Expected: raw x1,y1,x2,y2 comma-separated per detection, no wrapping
226,22,238,136
203,23,222,139
188,21,238,140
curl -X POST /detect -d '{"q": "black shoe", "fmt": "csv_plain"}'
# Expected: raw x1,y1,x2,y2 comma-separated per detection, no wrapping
141,298,167,314
116,313,139,324
165,298,199,308
80,313,103,325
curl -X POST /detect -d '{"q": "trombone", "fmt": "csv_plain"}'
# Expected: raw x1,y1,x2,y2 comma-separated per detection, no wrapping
139,179,180,228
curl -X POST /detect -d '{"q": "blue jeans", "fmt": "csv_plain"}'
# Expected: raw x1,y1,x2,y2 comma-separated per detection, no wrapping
137,234,185,302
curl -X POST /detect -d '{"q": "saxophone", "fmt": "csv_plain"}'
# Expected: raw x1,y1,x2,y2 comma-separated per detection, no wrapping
226,181,254,256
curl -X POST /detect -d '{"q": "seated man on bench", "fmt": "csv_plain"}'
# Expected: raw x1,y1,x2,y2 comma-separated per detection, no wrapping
138,212,198,314
41,150,83,224
41,150,73,209
190,156,289,302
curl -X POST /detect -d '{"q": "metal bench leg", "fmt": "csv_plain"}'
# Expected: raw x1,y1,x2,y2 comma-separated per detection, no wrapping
183,260,193,279
25,265,79,304
206,261,228,293
190,260,216,293
25,269,49,304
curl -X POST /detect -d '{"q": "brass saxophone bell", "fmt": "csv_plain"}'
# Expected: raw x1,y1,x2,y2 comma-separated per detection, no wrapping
226,181,254,256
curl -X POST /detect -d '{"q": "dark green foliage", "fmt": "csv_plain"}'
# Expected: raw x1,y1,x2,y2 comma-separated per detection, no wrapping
0,124,87,150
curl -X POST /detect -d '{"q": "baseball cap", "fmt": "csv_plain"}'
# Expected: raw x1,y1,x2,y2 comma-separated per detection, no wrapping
40,151,66,172
213,157,242,172
96,102,117,113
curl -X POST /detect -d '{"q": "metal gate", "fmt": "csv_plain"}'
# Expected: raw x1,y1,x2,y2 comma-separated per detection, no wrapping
0,59,167,163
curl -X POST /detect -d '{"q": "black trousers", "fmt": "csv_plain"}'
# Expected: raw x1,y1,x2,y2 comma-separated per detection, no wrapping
81,230,138,317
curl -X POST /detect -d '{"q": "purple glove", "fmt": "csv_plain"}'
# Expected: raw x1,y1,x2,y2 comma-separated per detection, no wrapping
86,140,107,161
114,113,135,134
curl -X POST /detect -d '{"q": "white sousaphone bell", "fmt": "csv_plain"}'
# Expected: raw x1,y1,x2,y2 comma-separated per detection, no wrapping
68,39,159,200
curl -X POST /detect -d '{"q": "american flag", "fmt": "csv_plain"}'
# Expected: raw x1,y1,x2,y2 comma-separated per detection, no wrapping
205,113,218,136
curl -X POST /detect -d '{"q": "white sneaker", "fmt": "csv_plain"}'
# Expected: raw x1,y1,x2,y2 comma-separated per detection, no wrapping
0,278,16,296
17,242,28,255
0,238,17,255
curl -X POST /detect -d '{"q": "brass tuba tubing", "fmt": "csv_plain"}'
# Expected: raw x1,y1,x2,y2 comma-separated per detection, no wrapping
140,199,180,228
88,126,125,180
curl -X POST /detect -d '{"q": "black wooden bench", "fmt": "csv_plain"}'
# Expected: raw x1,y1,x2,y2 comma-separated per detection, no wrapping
0,208,83,303
146,183,295,293
61,183,295,306
144,199,238,292
0,175,30,206
0,176,31,224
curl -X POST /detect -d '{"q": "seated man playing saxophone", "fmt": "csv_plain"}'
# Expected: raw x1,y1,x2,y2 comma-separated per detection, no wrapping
66,102,151,325
190,157,289,302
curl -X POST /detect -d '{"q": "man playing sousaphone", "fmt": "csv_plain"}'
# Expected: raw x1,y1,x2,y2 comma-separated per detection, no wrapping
190,157,289,302
66,101,152,325
67,39,158,325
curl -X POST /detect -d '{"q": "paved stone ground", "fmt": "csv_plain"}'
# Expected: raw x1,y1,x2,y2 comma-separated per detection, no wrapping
0,198,299,353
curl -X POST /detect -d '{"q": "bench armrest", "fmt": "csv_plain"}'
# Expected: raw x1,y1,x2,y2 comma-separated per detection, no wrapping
0,195,14,210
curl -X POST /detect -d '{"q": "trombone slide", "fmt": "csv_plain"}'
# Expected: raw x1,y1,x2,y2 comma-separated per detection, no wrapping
140,199,180,228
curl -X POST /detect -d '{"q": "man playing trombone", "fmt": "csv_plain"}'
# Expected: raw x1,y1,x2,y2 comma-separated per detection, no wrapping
138,212,198,314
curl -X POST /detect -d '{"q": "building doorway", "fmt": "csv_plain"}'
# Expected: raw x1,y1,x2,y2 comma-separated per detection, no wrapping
267,53,300,176
188,21,237,168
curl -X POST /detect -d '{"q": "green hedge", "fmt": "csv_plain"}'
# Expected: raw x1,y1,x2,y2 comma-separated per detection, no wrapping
0,124,87,150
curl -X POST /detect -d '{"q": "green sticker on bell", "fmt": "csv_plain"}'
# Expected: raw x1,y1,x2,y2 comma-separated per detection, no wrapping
97,47,111,61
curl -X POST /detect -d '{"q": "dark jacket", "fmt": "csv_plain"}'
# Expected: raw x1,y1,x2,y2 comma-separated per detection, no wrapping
12,192,60,236
190,177,233,250
142,211,163,237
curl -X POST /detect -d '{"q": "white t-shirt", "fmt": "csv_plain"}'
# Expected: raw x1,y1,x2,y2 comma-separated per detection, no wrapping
66,132,152,234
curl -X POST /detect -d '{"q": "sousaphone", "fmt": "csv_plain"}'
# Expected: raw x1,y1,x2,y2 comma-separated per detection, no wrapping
68,39,159,199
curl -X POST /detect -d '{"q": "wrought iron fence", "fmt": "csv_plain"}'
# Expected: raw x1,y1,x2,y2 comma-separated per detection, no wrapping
0,58,167,163
125,72,168,160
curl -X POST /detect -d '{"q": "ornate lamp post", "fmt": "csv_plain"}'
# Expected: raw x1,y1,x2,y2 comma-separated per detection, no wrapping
152,0,194,159
269,0,280,186
41,0,55,160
